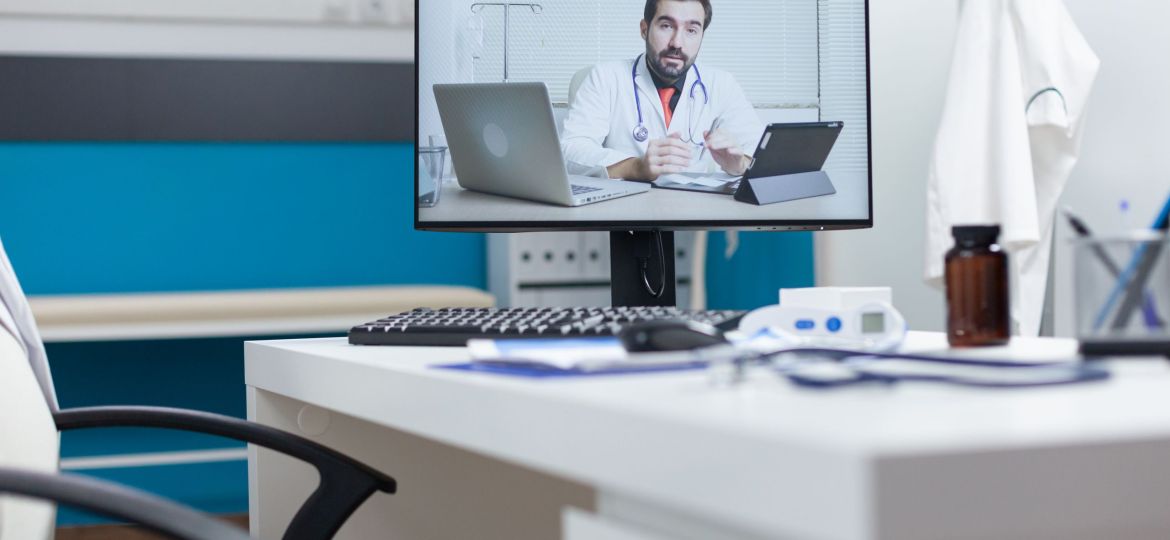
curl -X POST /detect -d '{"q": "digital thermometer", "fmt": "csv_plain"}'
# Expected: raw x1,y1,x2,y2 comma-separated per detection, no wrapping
737,302,907,352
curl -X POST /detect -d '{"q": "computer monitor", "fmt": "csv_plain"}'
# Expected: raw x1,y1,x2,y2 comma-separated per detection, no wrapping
415,0,871,306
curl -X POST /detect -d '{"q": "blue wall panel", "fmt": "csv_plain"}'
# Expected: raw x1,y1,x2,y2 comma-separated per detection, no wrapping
0,143,485,294
706,231,815,310
56,461,248,526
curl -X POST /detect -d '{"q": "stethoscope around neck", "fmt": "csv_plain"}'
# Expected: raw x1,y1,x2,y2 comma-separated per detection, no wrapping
631,53,709,143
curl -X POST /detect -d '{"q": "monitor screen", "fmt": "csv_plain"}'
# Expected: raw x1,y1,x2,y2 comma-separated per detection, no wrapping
416,0,870,231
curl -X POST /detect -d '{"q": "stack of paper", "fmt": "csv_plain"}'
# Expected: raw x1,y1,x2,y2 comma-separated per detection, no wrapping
656,173,740,188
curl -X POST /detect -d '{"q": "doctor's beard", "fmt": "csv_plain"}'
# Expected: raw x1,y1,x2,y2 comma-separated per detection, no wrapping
647,47,693,81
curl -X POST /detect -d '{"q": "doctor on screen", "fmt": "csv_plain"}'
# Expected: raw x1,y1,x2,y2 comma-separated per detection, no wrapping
562,0,763,182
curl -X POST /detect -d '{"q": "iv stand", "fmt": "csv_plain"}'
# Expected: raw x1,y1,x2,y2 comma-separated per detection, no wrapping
470,2,543,82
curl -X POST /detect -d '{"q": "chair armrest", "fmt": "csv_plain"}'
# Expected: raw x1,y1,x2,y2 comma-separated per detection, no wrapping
0,467,250,540
54,406,396,540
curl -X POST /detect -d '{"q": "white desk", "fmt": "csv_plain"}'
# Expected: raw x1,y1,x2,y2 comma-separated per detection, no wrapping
245,333,1170,539
418,170,869,224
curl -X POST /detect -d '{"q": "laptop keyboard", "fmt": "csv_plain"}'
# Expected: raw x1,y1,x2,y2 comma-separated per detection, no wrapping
571,184,603,195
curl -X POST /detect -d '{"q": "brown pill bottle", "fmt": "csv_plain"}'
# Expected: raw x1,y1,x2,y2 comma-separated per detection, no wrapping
945,225,1010,347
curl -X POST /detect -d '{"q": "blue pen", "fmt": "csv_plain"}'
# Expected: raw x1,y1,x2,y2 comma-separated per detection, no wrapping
1091,195,1170,331
1063,208,1162,330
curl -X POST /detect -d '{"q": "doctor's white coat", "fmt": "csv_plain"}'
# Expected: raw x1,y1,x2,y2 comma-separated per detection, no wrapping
925,0,1099,336
562,57,763,176
0,237,56,411
0,236,59,539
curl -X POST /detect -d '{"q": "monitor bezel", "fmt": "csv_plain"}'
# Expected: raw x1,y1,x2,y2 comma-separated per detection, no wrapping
413,0,873,233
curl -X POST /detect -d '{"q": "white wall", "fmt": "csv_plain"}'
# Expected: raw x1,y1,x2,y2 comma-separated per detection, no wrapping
0,0,414,25
816,0,1170,335
0,0,414,61
815,0,957,331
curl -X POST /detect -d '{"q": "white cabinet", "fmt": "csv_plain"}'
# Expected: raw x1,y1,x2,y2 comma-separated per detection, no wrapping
489,231,697,308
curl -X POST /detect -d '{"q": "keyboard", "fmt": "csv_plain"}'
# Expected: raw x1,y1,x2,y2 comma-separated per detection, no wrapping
570,184,603,195
348,306,747,346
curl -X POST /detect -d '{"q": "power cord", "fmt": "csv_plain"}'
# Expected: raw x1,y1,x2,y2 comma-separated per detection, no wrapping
638,230,666,298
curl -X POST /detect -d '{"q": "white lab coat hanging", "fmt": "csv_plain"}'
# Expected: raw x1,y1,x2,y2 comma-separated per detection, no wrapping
562,56,762,176
925,0,1099,336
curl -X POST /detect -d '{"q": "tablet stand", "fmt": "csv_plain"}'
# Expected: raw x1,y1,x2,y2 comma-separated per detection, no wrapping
733,171,836,206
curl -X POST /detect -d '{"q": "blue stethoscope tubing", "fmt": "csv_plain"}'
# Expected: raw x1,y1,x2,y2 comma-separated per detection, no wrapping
762,348,1111,389
631,53,709,143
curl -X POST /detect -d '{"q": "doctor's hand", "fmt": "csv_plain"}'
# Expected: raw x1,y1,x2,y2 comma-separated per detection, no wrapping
636,133,693,180
605,134,692,181
703,128,751,176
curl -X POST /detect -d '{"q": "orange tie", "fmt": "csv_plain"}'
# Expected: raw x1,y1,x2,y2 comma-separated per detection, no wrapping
658,87,677,128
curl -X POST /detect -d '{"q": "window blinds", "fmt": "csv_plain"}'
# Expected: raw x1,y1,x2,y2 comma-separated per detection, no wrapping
818,0,869,173
466,0,869,173
473,0,820,108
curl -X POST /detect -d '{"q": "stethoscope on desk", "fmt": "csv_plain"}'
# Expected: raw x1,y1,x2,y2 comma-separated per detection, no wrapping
631,53,709,145
708,347,1111,389
768,349,1111,389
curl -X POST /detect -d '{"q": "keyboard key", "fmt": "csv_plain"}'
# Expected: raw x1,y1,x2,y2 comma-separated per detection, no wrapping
402,325,481,334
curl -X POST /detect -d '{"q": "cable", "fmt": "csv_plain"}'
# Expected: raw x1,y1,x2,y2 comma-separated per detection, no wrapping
639,230,666,298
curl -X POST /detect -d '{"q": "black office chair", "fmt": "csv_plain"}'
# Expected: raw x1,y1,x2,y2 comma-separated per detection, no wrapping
0,379,397,540
57,406,397,539
0,407,396,540
0,240,396,539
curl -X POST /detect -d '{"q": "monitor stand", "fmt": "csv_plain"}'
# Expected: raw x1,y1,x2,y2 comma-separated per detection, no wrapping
610,231,676,307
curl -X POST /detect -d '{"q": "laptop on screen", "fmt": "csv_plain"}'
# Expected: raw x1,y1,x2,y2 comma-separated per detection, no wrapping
433,83,650,207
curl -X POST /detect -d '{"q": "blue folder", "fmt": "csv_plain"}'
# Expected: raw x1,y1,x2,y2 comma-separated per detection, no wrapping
434,361,707,379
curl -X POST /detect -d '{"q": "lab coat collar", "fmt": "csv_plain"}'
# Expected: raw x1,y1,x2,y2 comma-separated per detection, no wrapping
632,55,696,131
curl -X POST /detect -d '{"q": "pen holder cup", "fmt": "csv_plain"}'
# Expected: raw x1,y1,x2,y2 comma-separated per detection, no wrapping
418,146,447,208
1074,232,1170,357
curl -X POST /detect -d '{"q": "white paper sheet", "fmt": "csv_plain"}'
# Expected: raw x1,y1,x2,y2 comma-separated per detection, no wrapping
657,173,740,188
